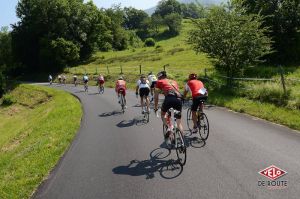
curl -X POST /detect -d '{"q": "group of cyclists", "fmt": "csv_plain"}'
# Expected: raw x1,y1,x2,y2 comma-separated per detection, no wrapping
49,71,208,145
118,71,208,145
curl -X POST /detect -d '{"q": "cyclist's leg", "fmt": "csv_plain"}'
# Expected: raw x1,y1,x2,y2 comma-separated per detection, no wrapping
161,97,171,127
173,98,184,134
192,97,201,129
145,88,150,111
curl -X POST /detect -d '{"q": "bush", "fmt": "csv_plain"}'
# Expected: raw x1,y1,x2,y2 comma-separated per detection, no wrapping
2,94,16,106
144,38,156,47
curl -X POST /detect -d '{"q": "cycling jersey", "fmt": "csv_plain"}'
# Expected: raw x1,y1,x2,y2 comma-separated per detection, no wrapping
156,79,180,96
136,79,150,89
83,76,89,81
49,75,52,80
115,80,126,95
148,75,157,85
185,80,205,98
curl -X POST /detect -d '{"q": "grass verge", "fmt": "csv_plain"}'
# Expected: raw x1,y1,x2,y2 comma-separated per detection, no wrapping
0,84,82,198
208,89,300,131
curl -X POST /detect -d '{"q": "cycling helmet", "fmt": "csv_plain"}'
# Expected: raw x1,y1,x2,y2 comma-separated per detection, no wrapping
189,73,197,80
140,74,146,79
148,71,153,75
157,71,167,79
118,76,124,80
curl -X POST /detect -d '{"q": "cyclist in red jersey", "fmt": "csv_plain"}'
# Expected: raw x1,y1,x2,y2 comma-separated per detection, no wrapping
98,74,105,86
115,76,127,106
154,71,184,142
183,73,208,133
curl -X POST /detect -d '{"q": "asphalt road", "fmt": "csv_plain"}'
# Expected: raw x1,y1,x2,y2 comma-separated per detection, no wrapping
33,84,300,199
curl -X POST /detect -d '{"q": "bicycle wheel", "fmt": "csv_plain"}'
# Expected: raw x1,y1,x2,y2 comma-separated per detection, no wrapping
175,129,187,166
186,108,193,131
143,109,150,123
120,94,125,113
101,86,104,94
198,112,209,140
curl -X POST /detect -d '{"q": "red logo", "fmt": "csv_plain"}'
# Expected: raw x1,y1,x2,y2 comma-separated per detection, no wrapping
259,165,287,180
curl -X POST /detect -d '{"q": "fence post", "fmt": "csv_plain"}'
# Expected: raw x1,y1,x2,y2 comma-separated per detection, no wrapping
279,65,287,96
139,65,142,74
106,65,110,74
120,65,123,74
204,68,207,78
95,66,98,74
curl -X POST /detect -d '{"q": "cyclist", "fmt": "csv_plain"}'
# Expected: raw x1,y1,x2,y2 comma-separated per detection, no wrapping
115,76,127,107
183,73,208,134
83,74,89,89
148,72,157,102
58,75,62,84
136,74,151,114
48,75,53,85
97,74,105,92
73,75,78,86
154,71,184,143
62,75,66,85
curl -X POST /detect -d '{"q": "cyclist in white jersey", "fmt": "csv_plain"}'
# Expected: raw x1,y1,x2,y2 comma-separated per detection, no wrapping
136,74,151,114
148,72,157,102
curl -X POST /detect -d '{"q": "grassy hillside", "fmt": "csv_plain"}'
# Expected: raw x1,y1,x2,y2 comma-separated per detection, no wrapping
64,20,213,88
0,85,82,198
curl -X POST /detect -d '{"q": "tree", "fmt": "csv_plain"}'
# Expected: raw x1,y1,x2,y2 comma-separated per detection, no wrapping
189,5,272,85
234,0,300,64
164,13,182,35
154,0,182,18
181,3,206,19
123,7,149,30
0,27,13,96
12,0,111,72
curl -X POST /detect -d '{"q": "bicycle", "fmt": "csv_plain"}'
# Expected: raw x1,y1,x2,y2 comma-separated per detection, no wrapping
98,84,104,94
119,88,126,113
142,102,150,123
160,108,187,166
84,82,88,93
186,96,209,141
74,79,78,87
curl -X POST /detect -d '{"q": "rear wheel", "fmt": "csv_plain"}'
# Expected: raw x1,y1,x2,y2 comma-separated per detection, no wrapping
186,108,193,132
175,129,186,166
120,94,125,113
198,112,209,140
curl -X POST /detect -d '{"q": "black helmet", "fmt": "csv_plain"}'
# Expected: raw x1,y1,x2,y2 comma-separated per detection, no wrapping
157,71,167,79
148,71,153,75
189,73,197,80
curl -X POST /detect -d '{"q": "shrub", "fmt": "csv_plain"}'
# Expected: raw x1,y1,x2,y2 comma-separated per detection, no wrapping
245,83,290,106
2,94,16,106
144,38,156,47
168,47,184,55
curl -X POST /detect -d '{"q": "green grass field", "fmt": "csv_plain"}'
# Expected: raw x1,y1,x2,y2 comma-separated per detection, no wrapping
0,84,82,198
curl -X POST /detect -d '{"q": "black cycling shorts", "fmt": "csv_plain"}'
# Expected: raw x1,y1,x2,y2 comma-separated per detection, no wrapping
161,95,182,119
151,81,157,89
84,80,88,84
139,87,150,97
191,96,208,111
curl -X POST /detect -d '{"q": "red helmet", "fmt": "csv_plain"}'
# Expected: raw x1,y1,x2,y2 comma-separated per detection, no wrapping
189,73,197,80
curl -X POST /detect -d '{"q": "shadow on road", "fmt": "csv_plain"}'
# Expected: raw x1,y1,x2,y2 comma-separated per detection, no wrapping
116,119,137,128
112,148,183,179
99,111,123,117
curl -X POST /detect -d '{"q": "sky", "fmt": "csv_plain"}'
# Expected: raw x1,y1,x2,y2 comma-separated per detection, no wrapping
0,0,161,28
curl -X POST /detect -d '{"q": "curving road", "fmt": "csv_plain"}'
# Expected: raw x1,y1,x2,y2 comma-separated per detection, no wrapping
33,84,300,199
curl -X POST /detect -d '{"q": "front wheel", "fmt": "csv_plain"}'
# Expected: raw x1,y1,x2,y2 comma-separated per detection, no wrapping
120,94,125,113
175,129,187,166
198,112,209,140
